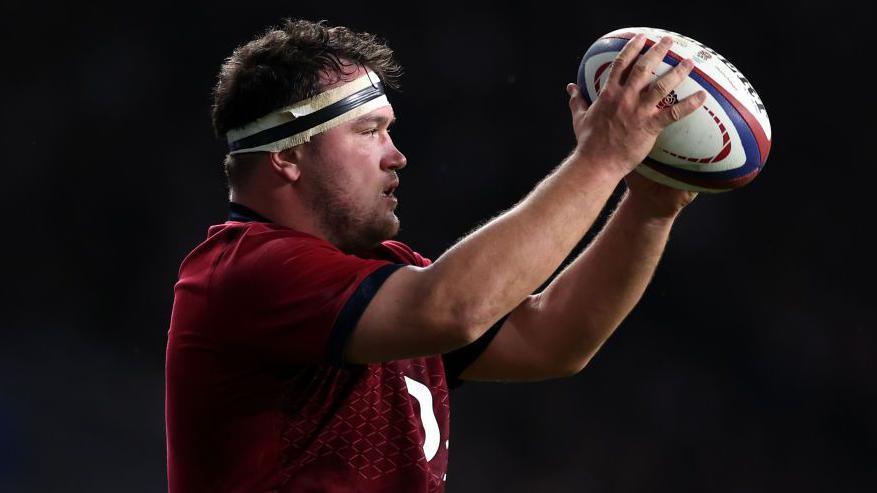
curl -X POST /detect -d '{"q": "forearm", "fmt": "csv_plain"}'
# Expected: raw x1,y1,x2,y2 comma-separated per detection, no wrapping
528,190,678,372
422,151,624,337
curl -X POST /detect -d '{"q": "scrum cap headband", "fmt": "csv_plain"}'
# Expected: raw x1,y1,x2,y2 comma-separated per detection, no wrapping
226,71,389,154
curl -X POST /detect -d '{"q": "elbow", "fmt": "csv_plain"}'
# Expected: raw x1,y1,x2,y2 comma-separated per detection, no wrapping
420,277,499,350
416,258,527,351
550,319,618,378
416,293,492,352
445,303,494,348
551,355,595,378
544,330,609,379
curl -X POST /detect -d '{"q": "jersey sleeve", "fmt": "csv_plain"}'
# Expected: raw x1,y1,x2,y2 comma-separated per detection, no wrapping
379,240,432,267
442,315,507,388
213,230,404,366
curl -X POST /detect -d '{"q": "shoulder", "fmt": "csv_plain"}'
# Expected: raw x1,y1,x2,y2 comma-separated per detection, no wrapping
222,221,341,266
182,222,352,290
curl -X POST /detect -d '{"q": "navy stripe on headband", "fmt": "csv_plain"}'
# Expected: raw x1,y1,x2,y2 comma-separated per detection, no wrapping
228,82,386,152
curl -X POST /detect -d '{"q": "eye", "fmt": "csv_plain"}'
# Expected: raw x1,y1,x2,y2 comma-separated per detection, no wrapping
362,128,379,137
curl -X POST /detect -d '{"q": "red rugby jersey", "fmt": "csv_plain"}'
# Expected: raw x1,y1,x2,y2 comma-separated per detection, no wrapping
166,204,497,492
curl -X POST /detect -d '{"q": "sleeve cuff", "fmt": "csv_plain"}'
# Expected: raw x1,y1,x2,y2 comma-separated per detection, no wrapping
442,314,508,389
327,263,405,366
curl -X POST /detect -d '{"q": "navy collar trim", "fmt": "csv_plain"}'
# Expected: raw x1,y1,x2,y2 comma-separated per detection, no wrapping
228,202,272,223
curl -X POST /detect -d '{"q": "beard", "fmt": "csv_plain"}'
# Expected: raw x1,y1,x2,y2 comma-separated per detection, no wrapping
306,171,399,255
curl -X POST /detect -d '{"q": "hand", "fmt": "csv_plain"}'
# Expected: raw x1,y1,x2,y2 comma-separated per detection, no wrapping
623,169,698,220
566,34,706,178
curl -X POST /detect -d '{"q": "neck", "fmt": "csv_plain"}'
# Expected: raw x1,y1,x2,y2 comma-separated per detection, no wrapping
229,187,331,243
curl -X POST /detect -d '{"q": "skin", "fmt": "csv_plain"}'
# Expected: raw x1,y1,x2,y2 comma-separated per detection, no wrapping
233,35,706,380
230,67,406,256
291,109,406,254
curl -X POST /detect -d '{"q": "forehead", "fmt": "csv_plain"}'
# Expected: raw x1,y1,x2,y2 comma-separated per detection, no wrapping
311,62,395,137
319,63,371,90
348,104,396,125
319,65,396,125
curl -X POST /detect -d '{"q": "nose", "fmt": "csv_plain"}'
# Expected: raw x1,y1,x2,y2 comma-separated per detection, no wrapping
381,137,407,171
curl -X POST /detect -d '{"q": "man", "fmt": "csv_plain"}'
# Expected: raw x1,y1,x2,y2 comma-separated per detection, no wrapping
166,19,705,492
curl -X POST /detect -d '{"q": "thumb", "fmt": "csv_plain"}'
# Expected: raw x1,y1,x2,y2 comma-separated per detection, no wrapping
566,83,577,97
566,83,590,112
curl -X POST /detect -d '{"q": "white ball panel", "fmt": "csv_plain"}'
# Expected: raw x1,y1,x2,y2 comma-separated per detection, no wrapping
634,165,730,193
598,27,770,140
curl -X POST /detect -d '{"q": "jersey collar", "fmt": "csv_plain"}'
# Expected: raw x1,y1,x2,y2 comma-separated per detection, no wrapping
228,202,272,223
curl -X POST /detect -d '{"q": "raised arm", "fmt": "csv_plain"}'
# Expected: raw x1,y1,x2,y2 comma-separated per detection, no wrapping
458,171,697,381
346,35,705,364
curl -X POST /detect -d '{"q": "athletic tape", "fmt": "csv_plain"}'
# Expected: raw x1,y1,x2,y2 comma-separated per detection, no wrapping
226,71,389,154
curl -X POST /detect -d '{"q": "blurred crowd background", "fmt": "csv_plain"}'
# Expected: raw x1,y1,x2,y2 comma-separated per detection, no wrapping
1,1,874,491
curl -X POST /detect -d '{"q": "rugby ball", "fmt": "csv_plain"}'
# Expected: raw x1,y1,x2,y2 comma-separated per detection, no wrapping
577,27,771,193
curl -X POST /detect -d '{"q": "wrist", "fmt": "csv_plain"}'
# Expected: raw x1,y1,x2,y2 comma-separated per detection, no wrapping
618,192,683,226
567,147,630,184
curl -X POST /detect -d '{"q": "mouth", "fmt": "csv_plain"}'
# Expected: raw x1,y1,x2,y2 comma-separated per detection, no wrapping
381,180,399,199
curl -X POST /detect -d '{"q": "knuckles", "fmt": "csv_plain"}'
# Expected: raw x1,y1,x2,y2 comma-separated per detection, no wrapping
629,63,649,78
598,85,617,100
651,80,668,98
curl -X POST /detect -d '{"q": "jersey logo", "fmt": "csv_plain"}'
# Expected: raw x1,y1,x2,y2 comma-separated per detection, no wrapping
403,376,440,461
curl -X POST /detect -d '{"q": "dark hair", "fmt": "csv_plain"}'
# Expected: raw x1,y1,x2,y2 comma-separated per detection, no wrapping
212,19,402,138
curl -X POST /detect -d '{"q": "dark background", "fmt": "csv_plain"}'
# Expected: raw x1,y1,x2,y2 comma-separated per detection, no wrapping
1,0,874,491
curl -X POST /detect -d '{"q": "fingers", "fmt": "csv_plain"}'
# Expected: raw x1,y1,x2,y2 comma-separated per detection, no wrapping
605,33,647,87
652,90,706,129
643,58,695,107
626,36,674,89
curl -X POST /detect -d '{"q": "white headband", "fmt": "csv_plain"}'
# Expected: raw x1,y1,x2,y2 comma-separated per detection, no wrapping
226,71,390,154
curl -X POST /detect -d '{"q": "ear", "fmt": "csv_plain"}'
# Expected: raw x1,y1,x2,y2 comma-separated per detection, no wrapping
268,147,303,183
